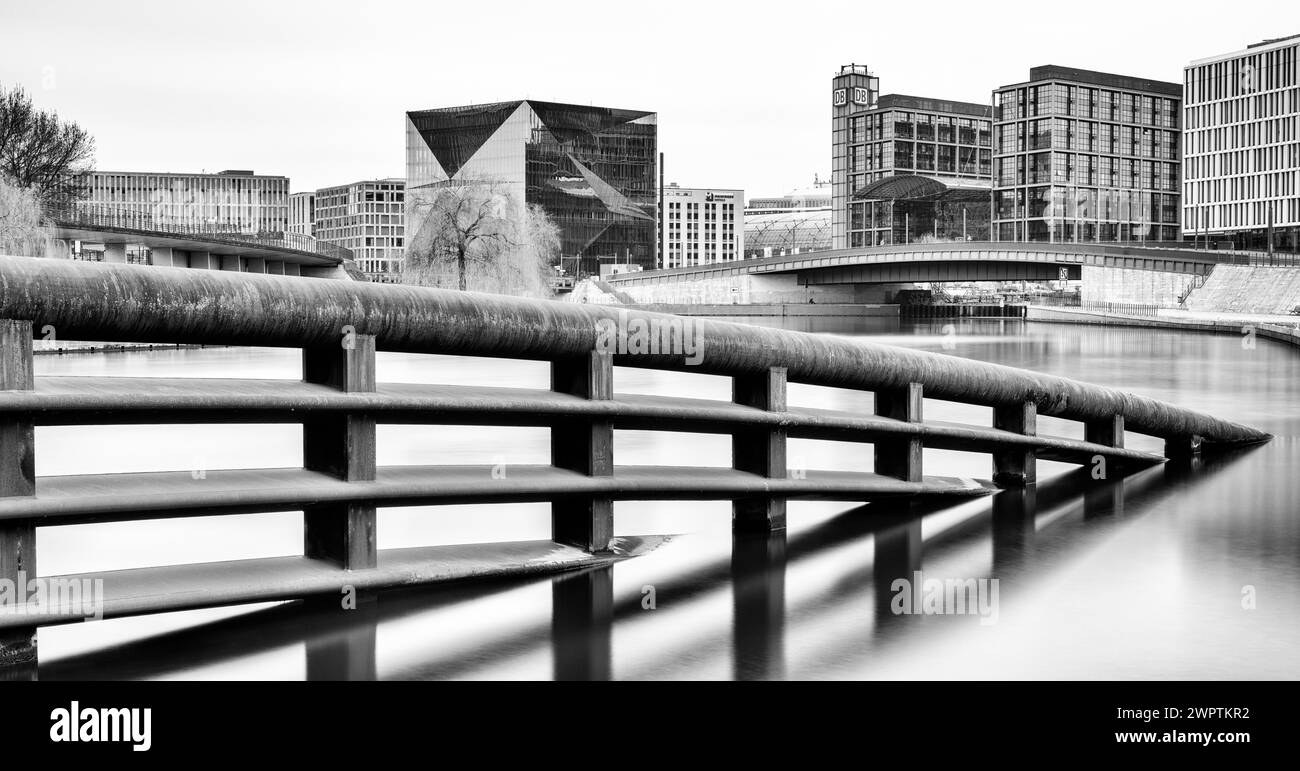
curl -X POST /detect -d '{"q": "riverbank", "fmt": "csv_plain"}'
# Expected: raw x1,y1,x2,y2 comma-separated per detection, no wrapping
34,341,208,356
629,303,898,317
1027,305,1300,348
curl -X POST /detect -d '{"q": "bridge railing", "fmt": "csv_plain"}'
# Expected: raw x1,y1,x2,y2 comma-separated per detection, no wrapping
0,256,1269,661
43,202,354,263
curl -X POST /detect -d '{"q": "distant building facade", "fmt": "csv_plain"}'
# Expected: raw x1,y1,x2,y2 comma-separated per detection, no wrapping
313,179,406,282
289,192,315,237
993,65,1182,243
744,182,832,258
832,65,993,248
405,100,658,276
1184,35,1300,252
661,184,743,268
82,169,289,234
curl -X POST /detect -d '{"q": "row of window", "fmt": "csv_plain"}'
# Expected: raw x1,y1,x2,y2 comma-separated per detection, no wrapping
996,85,1179,128
1185,174,1299,208
1185,147,1300,181
848,112,992,146
1185,117,1298,155
997,120,1179,159
1186,45,1297,106
997,155,1180,191
992,188,1180,224
1183,198,1300,230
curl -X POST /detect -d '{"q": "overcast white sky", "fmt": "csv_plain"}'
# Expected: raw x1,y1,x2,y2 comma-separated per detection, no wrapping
1,1,1294,198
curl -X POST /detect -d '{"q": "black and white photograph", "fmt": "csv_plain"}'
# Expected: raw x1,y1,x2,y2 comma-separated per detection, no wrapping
0,0,1295,755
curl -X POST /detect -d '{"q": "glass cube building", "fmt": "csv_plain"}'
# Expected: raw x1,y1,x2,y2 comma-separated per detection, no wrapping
993,66,1182,243
405,101,658,275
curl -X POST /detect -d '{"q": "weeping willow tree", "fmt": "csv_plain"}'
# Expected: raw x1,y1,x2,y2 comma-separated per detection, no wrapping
0,174,54,257
404,176,556,297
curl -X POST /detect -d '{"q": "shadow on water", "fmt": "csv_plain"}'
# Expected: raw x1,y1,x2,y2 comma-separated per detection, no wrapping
34,445,1263,681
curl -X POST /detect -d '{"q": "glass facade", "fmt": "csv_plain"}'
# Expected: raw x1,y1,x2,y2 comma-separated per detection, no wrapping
83,170,289,235
993,67,1183,243
406,101,657,275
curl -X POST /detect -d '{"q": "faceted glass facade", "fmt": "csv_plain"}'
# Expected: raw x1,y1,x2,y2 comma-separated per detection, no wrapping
993,67,1182,243
406,101,657,274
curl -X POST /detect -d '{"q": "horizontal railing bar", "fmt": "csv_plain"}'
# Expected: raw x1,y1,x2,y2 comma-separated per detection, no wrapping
0,465,995,524
0,536,664,630
1,377,1164,466
0,256,1269,446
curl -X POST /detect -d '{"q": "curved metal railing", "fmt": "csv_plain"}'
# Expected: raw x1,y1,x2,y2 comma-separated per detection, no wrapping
0,255,1270,661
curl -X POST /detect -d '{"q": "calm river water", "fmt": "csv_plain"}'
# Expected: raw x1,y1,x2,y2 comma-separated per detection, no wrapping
28,316,1300,680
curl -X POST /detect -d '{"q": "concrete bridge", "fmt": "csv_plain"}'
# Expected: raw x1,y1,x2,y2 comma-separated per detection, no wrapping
0,255,1270,669
604,242,1258,306
44,202,354,278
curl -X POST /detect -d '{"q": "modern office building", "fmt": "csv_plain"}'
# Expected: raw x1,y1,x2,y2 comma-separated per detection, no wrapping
405,100,658,276
82,169,289,234
313,179,406,282
744,181,832,258
993,65,1182,243
1184,35,1300,252
832,65,994,248
661,184,743,268
289,192,315,237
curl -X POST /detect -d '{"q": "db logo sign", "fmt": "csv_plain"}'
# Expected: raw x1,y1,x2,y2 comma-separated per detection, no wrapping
853,87,871,105
833,88,847,106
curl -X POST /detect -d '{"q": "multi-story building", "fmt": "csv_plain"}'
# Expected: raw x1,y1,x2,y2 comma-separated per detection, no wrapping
82,169,289,234
993,65,1182,243
1184,35,1300,252
661,184,743,268
746,179,831,214
313,179,406,282
289,192,315,237
405,100,658,276
832,66,994,248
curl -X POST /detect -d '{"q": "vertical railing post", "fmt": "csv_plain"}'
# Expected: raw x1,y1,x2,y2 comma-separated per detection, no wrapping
993,401,1037,487
732,366,788,533
0,320,36,668
551,351,614,553
875,383,923,482
302,332,377,570
1085,414,1124,449
1164,434,1203,463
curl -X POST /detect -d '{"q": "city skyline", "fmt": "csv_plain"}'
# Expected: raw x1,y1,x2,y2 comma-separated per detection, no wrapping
0,1,1292,200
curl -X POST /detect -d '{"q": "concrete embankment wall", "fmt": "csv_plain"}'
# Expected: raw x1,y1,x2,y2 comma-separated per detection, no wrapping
1183,265,1300,316
631,303,898,317
1080,265,1199,306
1026,306,1300,348
607,273,907,305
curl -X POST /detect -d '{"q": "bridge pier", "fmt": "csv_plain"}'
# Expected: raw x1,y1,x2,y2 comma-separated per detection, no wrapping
732,367,788,533
993,401,1037,487
302,333,378,570
0,320,36,669
551,352,614,552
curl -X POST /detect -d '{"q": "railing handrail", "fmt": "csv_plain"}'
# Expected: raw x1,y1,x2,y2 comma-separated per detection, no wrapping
0,255,1269,446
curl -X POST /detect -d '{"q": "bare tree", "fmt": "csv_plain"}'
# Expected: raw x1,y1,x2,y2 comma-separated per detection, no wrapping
405,177,558,297
0,174,52,257
0,84,95,207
